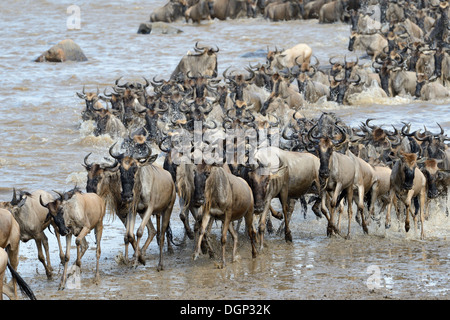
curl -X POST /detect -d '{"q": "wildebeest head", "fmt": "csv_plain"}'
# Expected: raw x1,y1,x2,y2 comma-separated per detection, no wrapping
0,188,31,214
77,86,101,121
308,124,347,183
399,152,418,190
109,142,157,204
248,167,270,214
192,163,212,207
83,153,119,194
40,194,69,236
421,159,441,199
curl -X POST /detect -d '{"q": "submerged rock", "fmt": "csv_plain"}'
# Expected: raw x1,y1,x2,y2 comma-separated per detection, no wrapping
137,22,183,35
35,39,87,62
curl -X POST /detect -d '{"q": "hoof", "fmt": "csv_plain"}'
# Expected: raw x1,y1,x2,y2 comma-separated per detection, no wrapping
285,231,293,243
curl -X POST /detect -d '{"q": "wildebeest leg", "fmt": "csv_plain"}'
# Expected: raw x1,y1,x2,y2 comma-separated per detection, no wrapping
356,184,369,234
94,221,103,283
346,186,355,239
0,256,4,300
200,219,215,258
124,211,137,264
75,226,91,269
328,182,343,237
419,189,426,240
228,222,239,263
6,242,19,299
139,214,157,257
385,190,395,229
193,208,211,261
35,235,53,279
60,234,72,290
220,213,233,269
366,182,379,226
52,223,65,265
404,190,414,233
179,198,194,240
245,206,257,259
158,202,174,271
134,205,155,267
257,201,271,251
321,192,331,221
279,186,293,242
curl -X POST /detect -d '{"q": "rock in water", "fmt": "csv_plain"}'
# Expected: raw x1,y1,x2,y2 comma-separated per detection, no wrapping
35,39,88,62
137,22,183,35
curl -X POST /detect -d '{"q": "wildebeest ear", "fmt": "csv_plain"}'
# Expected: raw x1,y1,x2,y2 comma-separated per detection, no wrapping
18,197,27,208
140,154,158,165
148,154,158,164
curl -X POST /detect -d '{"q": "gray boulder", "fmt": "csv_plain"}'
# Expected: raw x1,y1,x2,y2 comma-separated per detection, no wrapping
35,39,87,62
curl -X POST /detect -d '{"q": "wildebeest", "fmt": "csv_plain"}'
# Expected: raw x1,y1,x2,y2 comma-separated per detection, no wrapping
247,150,290,250
303,0,331,19
83,153,174,258
0,189,63,280
386,152,426,239
308,124,362,238
109,143,176,270
212,0,253,20
150,0,187,22
0,208,20,299
171,42,219,79
348,32,388,60
264,0,303,21
76,86,104,121
185,0,213,23
319,0,349,23
415,73,450,100
267,43,313,71
193,164,257,268
251,146,321,242
40,190,106,290
0,247,35,300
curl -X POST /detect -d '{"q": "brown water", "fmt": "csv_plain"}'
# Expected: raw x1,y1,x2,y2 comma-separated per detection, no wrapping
1,0,449,300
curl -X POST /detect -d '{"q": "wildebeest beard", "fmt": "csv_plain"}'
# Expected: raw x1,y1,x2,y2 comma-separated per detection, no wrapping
119,162,138,204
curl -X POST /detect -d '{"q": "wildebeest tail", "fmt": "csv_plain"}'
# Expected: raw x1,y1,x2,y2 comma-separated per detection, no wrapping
6,261,36,300
166,223,183,247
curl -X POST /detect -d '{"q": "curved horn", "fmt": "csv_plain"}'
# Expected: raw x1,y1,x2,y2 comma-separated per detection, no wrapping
365,118,377,130
83,152,93,169
333,125,347,147
108,142,123,160
11,188,18,205
158,135,171,153
307,123,321,143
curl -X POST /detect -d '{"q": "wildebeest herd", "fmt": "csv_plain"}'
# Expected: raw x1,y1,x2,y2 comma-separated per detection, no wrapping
1,0,449,300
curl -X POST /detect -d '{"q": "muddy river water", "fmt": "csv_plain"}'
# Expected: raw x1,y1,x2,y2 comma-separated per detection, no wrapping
0,0,449,301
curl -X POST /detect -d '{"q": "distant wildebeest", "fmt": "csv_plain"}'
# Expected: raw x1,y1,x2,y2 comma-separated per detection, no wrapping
150,0,187,22
171,42,219,79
